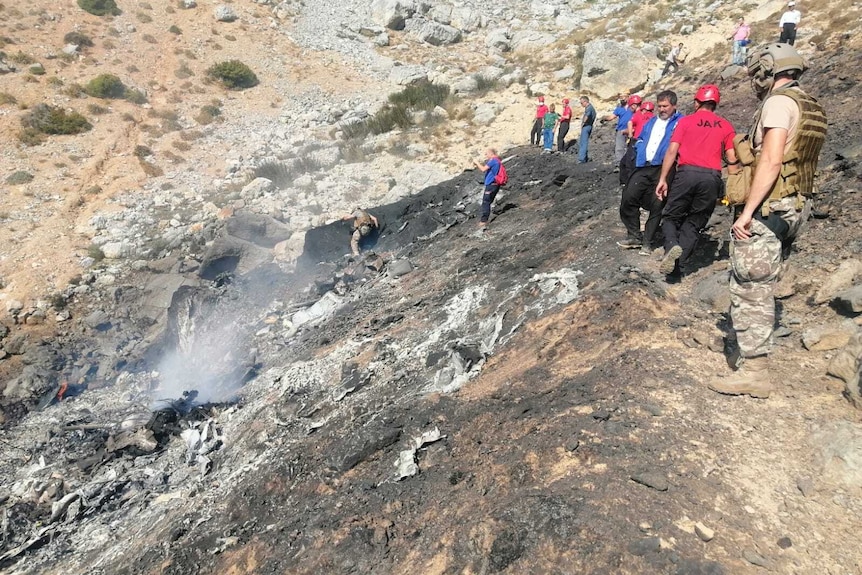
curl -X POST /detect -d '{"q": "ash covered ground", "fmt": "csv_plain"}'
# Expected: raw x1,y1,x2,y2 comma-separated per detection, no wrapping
1,50,862,575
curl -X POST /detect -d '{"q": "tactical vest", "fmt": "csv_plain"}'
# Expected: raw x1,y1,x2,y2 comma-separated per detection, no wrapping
750,83,827,205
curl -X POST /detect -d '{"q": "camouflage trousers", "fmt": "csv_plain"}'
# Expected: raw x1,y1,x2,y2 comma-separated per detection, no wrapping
730,196,811,358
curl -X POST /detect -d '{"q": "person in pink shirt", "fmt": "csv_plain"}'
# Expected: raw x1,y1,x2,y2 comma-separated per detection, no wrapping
729,17,751,65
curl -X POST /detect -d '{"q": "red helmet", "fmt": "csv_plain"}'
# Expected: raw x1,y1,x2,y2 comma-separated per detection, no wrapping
641,101,655,112
695,84,721,104
538,96,545,103
626,94,642,107
562,98,570,104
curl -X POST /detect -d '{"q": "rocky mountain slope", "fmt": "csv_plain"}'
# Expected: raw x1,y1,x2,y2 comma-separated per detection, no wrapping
1,0,862,573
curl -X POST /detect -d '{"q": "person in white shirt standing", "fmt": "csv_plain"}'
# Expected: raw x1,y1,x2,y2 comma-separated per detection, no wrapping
616,91,684,252
779,1,801,45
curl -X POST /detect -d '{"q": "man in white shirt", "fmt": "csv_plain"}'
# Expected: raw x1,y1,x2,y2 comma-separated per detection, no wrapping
617,91,684,251
779,1,801,45
662,43,685,76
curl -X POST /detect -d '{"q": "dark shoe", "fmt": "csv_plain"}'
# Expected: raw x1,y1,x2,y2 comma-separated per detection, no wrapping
617,238,642,249
659,245,682,275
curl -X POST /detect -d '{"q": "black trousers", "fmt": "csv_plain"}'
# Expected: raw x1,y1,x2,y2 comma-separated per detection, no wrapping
557,121,570,152
662,61,678,75
662,166,722,268
481,184,500,223
619,140,637,186
779,23,797,45
620,166,666,248
530,118,543,145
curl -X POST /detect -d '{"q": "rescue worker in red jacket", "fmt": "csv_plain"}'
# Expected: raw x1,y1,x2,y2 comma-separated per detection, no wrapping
558,98,573,152
655,85,739,281
530,96,548,146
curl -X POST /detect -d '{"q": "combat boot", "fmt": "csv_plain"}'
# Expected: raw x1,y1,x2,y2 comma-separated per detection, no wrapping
708,355,772,398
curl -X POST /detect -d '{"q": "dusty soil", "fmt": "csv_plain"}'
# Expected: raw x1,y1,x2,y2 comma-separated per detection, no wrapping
1,3,861,575
19,68,856,571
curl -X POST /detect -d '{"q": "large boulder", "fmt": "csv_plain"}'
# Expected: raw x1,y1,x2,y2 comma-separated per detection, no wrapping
224,213,292,248
511,30,556,54
416,21,462,46
389,64,428,86
580,39,652,100
485,29,511,53
371,0,416,30
199,236,273,280
828,330,862,409
214,5,237,22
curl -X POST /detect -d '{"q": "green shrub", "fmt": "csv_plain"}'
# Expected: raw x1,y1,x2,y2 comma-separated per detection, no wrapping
77,0,121,16
134,145,153,158
63,31,94,47
195,103,221,124
18,128,44,146
342,105,411,139
169,25,182,35
87,102,108,115
28,64,45,75
388,80,450,111
9,51,35,65
136,12,152,23
124,88,148,104
0,92,16,105
205,60,258,90
22,104,92,135
87,244,105,261
6,170,34,185
84,73,126,98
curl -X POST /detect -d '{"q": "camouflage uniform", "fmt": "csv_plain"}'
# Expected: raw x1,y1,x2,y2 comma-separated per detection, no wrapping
350,209,376,256
729,196,810,359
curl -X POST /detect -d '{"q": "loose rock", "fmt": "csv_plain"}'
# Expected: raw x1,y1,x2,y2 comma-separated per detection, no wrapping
631,471,669,491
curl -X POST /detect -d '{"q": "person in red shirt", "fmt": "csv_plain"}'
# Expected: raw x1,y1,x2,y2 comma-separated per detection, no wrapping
629,101,655,139
655,85,739,280
558,97,573,152
531,96,548,146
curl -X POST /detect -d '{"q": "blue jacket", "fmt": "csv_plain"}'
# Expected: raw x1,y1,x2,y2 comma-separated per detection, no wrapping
483,157,501,186
634,111,683,167
613,106,633,131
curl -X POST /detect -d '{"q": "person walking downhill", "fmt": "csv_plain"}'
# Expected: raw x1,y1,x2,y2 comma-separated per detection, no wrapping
578,96,597,163
655,85,738,282
662,43,686,76
778,2,801,45
473,148,506,230
542,104,561,153
710,43,826,398
729,17,752,65
530,96,548,146
617,91,683,252
558,98,573,152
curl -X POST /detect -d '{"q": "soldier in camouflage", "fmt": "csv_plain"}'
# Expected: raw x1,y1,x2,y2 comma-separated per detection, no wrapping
710,43,827,398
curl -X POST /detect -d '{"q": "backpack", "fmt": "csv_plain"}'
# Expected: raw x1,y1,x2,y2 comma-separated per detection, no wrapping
493,158,508,186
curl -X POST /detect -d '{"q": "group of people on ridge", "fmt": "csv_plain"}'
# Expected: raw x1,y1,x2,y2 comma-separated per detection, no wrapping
348,40,825,401
530,95,596,163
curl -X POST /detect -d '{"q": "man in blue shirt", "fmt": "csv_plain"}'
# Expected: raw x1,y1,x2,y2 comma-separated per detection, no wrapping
617,91,683,251
577,96,596,163
609,95,640,163
473,148,502,230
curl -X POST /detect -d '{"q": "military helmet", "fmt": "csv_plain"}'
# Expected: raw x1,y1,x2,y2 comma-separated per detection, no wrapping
747,43,807,100
359,224,373,237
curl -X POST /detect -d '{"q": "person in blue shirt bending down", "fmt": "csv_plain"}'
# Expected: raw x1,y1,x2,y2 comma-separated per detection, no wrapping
473,148,502,230
617,90,684,252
